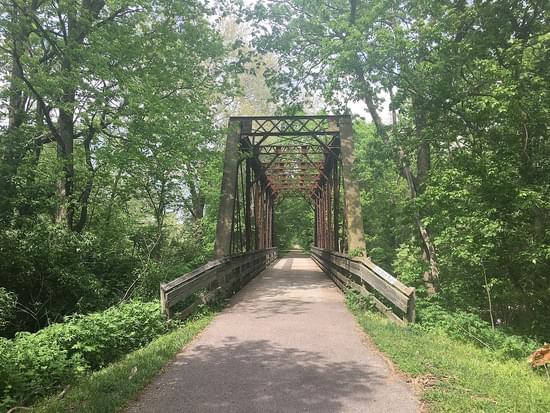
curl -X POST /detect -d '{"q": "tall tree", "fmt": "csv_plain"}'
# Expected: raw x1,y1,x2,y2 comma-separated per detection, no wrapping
249,0,441,293
249,0,550,332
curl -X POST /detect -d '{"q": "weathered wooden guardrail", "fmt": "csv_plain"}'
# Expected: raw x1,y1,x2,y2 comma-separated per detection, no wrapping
160,248,278,319
311,246,415,324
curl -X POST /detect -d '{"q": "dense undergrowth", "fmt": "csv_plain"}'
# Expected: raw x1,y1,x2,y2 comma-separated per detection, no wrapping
0,219,212,337
0,301,168,412
346,292,550,412
33,313,214,413
414,298,540,360
347,291,539,361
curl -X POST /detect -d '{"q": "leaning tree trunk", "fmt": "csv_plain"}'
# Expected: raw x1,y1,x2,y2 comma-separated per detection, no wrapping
354,64,440,294
412,102,439,294
347,0,440,294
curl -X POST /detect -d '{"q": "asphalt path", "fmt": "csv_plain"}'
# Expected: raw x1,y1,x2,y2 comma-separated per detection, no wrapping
125,253,418,413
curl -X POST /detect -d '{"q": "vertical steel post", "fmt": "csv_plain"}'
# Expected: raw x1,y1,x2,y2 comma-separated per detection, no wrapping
316,193,320,248
333,158,340,251
245,159,252,251
215,119,242,258
270,192,274,247
255,184,260,249
266,193,270,248
327,178,333,249
321,186,327,248
271,194,275,247
339,115,367,254
258,184,264,249
313,196,318,247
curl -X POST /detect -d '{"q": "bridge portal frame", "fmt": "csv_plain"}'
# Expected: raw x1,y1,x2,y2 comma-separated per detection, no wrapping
214,115,366,258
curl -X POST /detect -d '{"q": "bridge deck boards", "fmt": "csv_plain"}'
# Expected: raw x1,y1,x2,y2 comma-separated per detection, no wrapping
125,254,418,413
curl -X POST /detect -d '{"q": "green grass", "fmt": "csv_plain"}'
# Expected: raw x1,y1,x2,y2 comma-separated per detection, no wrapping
33,313,214,413
348,303,550,412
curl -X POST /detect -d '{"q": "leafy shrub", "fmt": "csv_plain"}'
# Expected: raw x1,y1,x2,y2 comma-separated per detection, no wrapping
345,290,375,312
0,288,16,334
0,301,167,411
0,335,85,410
393,241,428,293
415,299,539,359
0,218,138,334
133,261,194,301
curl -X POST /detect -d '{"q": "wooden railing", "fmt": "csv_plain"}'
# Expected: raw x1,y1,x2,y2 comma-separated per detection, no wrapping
160,248,278,319
311,246,415,324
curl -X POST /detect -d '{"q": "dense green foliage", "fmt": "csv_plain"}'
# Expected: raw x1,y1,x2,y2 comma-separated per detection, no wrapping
0,301,167,411
348,290,537,360
0,288,16,331
250,0,550,340
0,0,232,336
274,197,314,250
34,313,213,413
414,300,538,360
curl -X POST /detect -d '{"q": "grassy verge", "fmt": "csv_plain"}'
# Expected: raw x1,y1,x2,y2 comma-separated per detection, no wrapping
348,302,550,412
33,313,214,413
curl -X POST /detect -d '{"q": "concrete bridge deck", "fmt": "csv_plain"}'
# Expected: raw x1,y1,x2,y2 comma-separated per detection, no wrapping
125,253,418,412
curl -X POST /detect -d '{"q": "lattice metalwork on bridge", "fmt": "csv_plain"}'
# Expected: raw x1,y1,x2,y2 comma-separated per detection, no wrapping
214,115,366,258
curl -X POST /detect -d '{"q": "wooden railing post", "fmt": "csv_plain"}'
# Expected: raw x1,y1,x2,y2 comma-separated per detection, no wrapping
407,289,416,323
311,246,415,324
160,284,172,320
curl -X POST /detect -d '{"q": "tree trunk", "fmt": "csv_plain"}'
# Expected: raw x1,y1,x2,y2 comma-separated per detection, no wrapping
412,101,439,294
353,61,440,294
0,5,31,224
55,103,75,228
55,1,105,229
348,1,440,294
106,168,123,226
73,129,96,233
187,178,205,220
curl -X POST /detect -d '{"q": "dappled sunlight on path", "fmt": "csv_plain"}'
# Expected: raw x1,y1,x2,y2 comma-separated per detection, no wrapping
125,255,418,413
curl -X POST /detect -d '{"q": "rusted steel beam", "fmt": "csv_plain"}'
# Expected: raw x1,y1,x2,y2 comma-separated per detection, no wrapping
327,178,333,250
245,159,252,251
272,179,320,186
333,157,340,251
261,154,281,173
258,144,337,155
264,161,324,169
303,153,329,182
230,115,340,120
218,114,365,257
266,170,322,176
260,144,336,149
229,116,340,137
272,186,318,190
267,170,320,175
312,135,339,158
260,150,329,154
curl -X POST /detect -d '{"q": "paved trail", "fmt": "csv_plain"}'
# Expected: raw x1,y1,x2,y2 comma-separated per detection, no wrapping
125,253,418,413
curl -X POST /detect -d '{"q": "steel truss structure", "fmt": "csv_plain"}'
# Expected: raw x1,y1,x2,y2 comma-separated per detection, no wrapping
214,115,367,257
